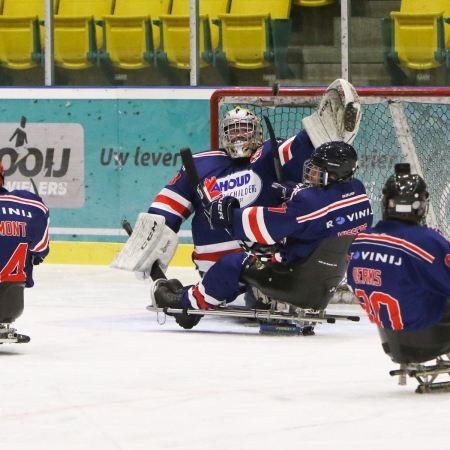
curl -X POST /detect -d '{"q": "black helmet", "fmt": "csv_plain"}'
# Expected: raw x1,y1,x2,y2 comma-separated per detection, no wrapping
303,141,358,187
382,163,429,224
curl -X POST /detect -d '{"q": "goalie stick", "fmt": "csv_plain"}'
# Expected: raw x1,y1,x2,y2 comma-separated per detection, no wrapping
179,147,256,258
263,116,283,183
121,219,167,280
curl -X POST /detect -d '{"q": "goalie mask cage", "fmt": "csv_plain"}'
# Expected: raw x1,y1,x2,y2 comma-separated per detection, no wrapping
210,87,450,237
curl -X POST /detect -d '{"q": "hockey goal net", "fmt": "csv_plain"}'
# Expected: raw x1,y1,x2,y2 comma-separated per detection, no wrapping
210,87,450,238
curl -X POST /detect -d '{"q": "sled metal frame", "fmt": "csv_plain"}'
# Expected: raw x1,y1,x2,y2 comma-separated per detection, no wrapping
389,354,450,393
146,301,360,330
0,324,27,344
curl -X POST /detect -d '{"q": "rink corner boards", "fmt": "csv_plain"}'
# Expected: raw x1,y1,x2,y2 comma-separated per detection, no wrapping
45,242,194,266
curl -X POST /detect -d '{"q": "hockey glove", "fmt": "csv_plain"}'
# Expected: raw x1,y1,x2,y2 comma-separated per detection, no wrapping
270,181,298,202
204,196,240,229
31,255,44,265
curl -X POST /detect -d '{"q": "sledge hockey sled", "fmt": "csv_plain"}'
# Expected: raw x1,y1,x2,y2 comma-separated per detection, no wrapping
147,235,360,335
379,301,450,393
0,282,30,344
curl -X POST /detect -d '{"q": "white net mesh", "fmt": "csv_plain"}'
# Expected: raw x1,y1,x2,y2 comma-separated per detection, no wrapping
211,89,450,238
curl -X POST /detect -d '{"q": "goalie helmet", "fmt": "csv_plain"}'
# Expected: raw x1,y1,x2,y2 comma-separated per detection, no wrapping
0,162,4,187
382,163,429,225
303,141,358,187
302,79,362,149
220,106,263,159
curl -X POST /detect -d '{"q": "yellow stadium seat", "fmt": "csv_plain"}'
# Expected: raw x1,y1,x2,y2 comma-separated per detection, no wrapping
213,0,293,78
54,0,114,69
291,0,334,6
391,11,445,69
381,0,450,83
155,0,230,70
101,0,171,70
0,0,46,69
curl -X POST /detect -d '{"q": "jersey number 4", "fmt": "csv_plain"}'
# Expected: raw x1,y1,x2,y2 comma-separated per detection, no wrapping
355,289,404,330
0,243,28,283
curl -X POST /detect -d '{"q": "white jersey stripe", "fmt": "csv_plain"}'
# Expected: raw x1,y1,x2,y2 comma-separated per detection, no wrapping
296,194,369,224
1,195,48,213
187,289,200,309
255,207,275,245
151,201,186,219
278,137,294,164
242,208,258,242
197,283,223,306
158,188,193,211
194,241,242,254
31,219,49,252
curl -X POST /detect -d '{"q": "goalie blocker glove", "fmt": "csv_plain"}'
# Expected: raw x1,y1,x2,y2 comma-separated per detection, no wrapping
205,196,240,229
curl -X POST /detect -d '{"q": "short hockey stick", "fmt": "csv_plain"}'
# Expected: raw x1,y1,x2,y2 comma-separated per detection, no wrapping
179,147,255,256
121,219,167,280
263,115,283,183
30,178,39,195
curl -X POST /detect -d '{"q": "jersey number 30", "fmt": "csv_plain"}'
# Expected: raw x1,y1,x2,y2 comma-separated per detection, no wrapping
0,243,28,283
355,289,404,330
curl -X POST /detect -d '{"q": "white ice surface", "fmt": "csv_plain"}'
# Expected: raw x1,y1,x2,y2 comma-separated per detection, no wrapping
2,264,449,450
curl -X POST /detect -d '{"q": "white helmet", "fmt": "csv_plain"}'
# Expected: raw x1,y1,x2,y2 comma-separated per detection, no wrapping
220,106,264,159
302,79,362,149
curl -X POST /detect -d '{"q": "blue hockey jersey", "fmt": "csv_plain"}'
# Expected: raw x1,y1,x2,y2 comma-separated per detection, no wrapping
0,187,50,287
149,130,315,272
231,178,373,264
347,220,450,331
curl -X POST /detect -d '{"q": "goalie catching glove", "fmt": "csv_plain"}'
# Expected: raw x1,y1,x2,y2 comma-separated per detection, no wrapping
110,213,178,280
204,196,240,229
302,78,361,148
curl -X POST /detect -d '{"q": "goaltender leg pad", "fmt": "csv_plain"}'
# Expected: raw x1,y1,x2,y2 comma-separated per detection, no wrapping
302,79,362,148
110,213,178,274
0,282,25,323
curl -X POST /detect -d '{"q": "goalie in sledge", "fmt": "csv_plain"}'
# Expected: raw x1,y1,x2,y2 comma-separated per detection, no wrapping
146,141,372,333
347,164,450,393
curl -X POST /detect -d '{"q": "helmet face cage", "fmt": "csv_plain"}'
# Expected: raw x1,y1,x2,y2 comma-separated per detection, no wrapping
221,106,263,158
303,159,328,187
382,171,429,224
303,141,358,187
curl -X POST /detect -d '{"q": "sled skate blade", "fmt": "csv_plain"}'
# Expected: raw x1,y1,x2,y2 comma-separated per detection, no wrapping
260,323,301,335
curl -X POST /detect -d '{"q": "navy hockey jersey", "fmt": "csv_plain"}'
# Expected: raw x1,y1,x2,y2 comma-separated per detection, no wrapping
231,178,373,264
347,220,450,331
149,130,314,272
0,187,50,287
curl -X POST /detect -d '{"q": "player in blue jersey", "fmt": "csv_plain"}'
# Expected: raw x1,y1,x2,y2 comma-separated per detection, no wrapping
152,141,373,328
0,162,50,287
112,80,362,328
0,162,50,342
347,163,450,332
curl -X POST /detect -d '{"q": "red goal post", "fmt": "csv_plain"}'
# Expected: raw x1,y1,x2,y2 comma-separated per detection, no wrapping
210,87,450,237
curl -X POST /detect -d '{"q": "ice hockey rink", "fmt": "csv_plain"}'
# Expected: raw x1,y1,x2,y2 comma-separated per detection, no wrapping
2,264,449,450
